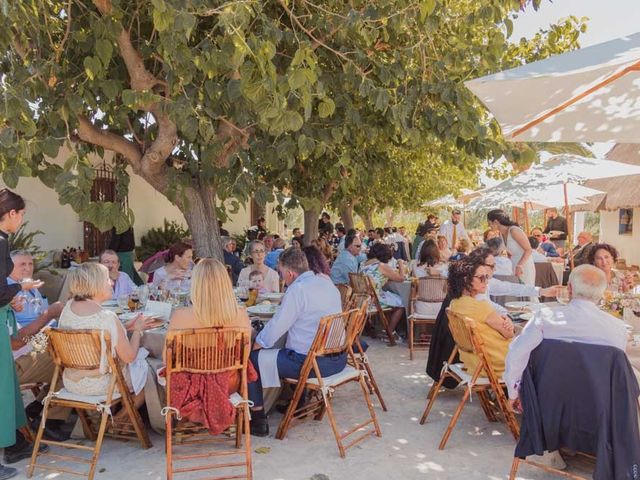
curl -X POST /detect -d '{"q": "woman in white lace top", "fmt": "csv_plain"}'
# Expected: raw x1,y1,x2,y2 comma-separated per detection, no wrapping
58,263,151,417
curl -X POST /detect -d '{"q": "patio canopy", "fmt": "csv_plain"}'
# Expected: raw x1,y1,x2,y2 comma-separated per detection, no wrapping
465,32,640,143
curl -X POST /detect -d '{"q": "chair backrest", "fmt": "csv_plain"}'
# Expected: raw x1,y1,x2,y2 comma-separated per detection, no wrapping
336,284,353,310
48,328,106,370
349,273,374,296
445,309,477,355
165,327,250,375
415,276,447,303
308,310,355,357
347,293,370,311
346,302,369,345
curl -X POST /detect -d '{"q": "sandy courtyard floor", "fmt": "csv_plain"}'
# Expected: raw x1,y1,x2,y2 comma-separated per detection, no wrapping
14,340,570,479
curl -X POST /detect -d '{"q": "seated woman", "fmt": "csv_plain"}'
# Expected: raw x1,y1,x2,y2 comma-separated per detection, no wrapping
449,238,470,261
167,259,255,434
437,235,452,263
361,243,406,339
447,256,515,377
588,243,634,294
58,263,150,419
237,240,280,292
302,245,331,278
412,239,446,278
152,242,194,291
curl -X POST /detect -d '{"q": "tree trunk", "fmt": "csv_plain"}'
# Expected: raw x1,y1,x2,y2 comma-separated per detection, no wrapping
303,206,320,246
339,203,355,231
384,207,395,227
182,184,224,261
362,208,375,231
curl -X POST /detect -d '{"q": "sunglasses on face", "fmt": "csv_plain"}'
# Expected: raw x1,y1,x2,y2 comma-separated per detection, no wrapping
473,274,490,283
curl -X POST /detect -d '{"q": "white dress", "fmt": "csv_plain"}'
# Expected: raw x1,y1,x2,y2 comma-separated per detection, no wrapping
505,226,536,286
58,302,149,396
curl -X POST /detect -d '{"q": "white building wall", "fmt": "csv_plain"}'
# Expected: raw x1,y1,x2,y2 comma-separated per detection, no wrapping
599,209,640,266
2,146,275,248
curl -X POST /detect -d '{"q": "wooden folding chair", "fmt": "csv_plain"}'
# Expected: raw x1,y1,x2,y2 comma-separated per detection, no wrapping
407,276,447,359
275,309,382,457
335,284,353,311
418,309,519,449
28,329,151,480
164,327,253,480
348,273,396,346
345,295,387,412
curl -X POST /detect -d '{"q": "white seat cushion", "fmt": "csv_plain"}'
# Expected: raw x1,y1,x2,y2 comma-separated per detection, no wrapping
447,363,491,386
409,313,437,320
51,388,122,404
285,365,361,387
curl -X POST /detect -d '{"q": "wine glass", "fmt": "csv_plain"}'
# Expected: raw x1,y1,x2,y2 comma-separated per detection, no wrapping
30,297,43,316
556,286,570,305
117,294,129,311
137,286,149,311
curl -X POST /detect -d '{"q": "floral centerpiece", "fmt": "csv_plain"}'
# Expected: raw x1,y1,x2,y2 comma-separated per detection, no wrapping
600,292,640,318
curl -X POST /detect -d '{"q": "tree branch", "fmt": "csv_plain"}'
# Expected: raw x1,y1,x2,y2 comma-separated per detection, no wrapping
321,180,339,204
75,115,142,172
92,0,177,176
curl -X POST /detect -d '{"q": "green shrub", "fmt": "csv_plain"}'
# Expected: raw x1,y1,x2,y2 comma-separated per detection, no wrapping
8,222,45,264
136,220,190,261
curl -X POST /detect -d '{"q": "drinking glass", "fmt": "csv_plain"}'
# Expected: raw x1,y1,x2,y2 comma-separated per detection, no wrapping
117,294,129,311
556,286,570,305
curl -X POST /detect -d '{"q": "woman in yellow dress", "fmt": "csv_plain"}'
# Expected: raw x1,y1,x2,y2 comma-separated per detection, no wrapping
448,256,515,376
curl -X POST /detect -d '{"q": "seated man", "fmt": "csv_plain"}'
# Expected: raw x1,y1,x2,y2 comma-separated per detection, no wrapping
8,251,66,440
222,236,244,285
504,264,627,412
264,237,285,270
329,234,363,285
99,249,137,299
249,248,344,436
572,231,594,267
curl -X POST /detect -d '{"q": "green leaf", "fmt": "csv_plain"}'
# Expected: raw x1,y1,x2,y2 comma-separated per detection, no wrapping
2,168,19,188
226,80,242,101
318,98,335,118
95,39,113,66
283,111,304,132
288,70,307,90
419,0,436,22
83,56,101,81
153,7,174,32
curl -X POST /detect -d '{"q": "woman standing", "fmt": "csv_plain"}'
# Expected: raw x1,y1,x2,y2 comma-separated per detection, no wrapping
237,240,280,292
487,209,535,286
0,189,47,478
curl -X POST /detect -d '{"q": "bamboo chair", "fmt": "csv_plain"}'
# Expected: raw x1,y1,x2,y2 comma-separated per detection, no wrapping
335,284,353,311
28,329,151,480
275,309,382,457
348,273,396,346
419,309,519,450
346,294,387,411
164,327,253,480
407,276,447,359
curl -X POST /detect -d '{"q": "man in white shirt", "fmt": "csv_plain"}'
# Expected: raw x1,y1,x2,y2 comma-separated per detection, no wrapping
249,248,344,436
438,209,468,250
503,264,627,412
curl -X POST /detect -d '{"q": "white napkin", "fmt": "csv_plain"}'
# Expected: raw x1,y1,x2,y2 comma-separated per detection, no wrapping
258,348,281,388
145,300,172,321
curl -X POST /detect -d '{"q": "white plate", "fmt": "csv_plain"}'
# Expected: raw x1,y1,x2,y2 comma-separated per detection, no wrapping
258,293,284,303
505,301,535,311
247,304,278,317
102,300,119,307
518,312,533,321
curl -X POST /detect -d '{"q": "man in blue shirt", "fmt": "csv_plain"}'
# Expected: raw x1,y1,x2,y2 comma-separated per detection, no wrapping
264,238,285,270
330,235,363,285
249,248,345,436
8,251,50,327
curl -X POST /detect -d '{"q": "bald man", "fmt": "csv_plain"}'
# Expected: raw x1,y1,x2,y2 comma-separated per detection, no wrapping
504,264,627,410
572,231,594,267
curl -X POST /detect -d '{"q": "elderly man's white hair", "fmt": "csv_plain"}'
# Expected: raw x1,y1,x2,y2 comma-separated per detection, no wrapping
10,249,32,259
221,236,235,247
568,264,607,302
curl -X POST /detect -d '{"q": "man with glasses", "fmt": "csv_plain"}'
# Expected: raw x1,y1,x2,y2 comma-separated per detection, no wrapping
248,248,344,436
330,235,364,285
531,227,559,258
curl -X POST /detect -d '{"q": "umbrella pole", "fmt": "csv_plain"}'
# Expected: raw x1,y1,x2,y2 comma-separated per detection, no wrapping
564,182,575,270
523,202,530,234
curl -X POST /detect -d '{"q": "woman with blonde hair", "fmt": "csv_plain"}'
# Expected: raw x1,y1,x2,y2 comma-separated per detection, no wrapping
58,263,151,416
169,258,249,331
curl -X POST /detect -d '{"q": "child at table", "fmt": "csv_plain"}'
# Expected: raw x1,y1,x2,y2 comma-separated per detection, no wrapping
249,270,268,294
